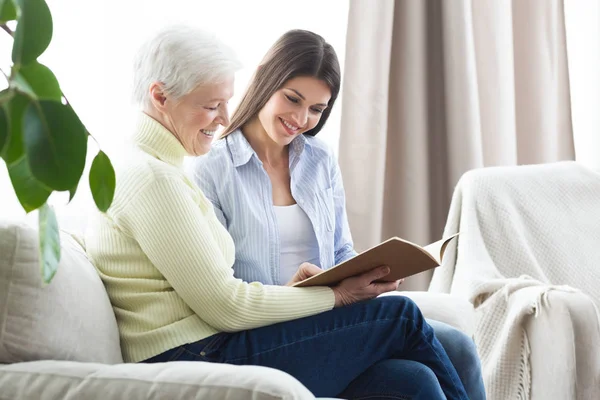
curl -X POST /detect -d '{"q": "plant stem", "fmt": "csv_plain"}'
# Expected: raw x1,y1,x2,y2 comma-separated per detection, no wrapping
1,24,13,36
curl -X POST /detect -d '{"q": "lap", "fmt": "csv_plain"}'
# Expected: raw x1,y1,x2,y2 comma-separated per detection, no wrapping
182,296,425,396
219,295,421,361
143,296,462,398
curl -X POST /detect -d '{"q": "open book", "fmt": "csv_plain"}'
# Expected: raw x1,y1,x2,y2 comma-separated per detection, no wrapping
293,233,459,288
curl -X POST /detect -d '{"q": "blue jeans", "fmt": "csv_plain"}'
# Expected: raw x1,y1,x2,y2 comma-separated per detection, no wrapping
428,320,486,400
143,296,469,399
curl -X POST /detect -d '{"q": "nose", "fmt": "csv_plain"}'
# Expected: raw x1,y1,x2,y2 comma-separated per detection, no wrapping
292,107,308,128
216,103,230,126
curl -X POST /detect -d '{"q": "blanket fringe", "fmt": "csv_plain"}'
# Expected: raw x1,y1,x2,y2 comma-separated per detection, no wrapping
516,328,532,400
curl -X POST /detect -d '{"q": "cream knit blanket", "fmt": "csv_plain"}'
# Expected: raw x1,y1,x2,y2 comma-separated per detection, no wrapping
429,161,600,399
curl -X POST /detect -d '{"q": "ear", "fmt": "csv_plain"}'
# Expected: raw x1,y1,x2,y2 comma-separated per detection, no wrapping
149,82,168,111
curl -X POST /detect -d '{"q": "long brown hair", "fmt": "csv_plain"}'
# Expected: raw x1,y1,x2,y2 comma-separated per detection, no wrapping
221,29,341,138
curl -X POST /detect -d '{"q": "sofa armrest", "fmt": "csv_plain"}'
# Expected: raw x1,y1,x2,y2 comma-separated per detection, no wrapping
379,291,475,336
524,290,600,400
0,359,315,400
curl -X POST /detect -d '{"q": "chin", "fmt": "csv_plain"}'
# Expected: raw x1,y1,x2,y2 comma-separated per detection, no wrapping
271,129,298,145
278,136,295,146
191,145,211,156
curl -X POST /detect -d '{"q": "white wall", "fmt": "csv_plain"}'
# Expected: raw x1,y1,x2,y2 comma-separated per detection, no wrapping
0,0,349,228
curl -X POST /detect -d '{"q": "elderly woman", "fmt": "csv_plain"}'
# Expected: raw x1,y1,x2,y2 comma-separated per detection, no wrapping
85,26,469,400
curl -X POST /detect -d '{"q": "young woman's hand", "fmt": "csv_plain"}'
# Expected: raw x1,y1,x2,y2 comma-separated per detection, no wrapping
285,262,323,286
332,266,401,307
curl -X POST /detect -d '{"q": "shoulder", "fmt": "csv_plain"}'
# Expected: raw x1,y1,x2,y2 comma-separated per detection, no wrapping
124,151,180,184
112,151,186,211
304,135,337,168
188,139,234,195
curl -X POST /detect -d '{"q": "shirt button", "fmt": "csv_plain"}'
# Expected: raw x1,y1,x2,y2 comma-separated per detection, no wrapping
200,351,206,356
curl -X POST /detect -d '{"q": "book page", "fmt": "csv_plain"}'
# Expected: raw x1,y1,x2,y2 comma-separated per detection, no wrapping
422,233,460,264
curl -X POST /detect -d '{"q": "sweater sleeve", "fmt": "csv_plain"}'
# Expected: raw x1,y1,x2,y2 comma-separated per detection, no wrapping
118,176,335,332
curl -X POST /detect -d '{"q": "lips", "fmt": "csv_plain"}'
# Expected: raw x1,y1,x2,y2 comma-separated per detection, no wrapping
279,117,300,136
201,129,216,137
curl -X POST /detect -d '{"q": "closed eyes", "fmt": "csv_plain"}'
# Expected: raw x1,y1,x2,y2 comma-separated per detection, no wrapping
285,94,324,114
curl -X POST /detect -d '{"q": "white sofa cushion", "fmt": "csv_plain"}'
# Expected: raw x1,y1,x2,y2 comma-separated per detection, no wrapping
381,291,476,337
0,360,316,400
0,220,122,364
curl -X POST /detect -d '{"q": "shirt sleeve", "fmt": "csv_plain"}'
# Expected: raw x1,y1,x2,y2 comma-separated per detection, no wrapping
330,152,359,264
118,176,335,333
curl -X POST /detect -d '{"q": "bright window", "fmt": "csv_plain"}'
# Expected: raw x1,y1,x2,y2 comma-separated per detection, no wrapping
564,0,600,171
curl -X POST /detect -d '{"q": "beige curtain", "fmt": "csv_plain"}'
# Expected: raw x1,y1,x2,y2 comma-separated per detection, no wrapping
339,0,575,290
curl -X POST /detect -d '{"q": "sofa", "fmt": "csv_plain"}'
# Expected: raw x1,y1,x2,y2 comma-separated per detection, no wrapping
429,161,600,400
0,218,475,400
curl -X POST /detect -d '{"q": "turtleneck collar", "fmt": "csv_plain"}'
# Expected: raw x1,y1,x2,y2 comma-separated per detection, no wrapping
132,112,188,168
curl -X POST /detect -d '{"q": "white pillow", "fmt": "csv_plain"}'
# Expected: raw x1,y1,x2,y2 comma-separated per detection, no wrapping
0,220,123,364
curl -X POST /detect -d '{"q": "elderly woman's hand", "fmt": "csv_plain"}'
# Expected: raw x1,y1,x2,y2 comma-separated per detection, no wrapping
332,266,401,307
285,263,323,286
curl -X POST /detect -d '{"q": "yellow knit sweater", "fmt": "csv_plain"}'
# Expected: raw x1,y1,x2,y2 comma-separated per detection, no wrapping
85,113,335,363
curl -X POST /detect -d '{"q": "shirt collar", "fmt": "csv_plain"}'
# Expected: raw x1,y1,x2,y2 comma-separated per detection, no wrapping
227,129,310,168
227,129,255,167
133,112,188,168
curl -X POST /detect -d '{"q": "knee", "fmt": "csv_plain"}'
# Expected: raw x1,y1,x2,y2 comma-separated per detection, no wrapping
407,362,446,398
433,322,481,367
376,294,422,316
343,359,444,399
451,330,479,364
410,362,439,385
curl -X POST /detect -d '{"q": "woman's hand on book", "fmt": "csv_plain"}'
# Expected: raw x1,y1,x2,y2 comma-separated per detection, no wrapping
285,263,323,286
332,266,400,307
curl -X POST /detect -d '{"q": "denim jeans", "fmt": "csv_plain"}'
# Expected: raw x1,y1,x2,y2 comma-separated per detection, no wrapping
143,296,469,399
428,320,486,400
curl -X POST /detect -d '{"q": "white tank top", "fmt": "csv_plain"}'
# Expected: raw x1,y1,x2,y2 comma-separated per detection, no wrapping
273,204,321,285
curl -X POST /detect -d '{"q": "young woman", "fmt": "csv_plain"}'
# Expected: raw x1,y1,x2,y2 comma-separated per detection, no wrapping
192,29,485,399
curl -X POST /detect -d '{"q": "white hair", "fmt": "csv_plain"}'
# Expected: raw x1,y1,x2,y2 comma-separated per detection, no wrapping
132,25,242,108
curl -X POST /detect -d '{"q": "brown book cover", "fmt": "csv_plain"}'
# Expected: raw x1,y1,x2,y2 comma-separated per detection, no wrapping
293,233,459,288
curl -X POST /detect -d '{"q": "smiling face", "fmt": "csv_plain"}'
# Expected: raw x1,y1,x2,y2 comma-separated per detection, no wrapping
149,75,235,156
256,76,331,146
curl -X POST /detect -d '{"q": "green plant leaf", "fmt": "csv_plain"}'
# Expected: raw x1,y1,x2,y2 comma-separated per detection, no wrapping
23,100,87,191
12,0,53,65
13,62,62,101
0,0,17,23
0,106,7,155
8,156,51,212
3,92,28,165
38,202,60,284
89,150,115,212
0,88,14,105
68,182,78,202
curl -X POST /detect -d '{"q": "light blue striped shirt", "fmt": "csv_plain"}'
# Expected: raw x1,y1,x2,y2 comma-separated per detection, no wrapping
190,129,357,285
